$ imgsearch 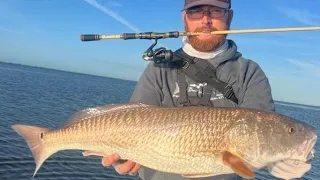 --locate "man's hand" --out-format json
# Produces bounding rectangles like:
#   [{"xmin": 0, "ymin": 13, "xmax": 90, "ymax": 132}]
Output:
[
  {"xmin": 101, "ymin": 154, "xmax": 141, "ymax": 175},
  {"xmin": 267, "ymin": 159, "xmax": 311, "ymax": 179}
]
